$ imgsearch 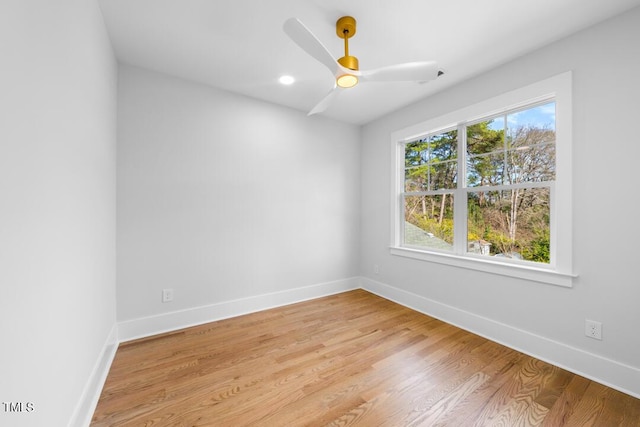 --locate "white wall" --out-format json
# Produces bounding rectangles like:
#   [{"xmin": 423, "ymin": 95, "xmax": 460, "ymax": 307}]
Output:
[
  {"xmin": 361, "ymin": 8, "xmax": 640, "ymax": 395},
  {"xmin": 117, "ymin": 65, "xmax": 361, "ymax": 326},
  {"xmin": 0, "ymin": 1, "xmax": 117, "ymax": 426}
]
